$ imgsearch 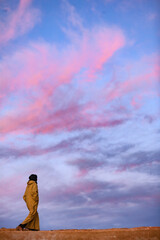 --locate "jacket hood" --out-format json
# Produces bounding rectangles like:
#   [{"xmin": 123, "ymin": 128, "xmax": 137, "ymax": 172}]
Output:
[{"xmin": 27, "ymin": 180, "xmax": 36, "ymax": 185}]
